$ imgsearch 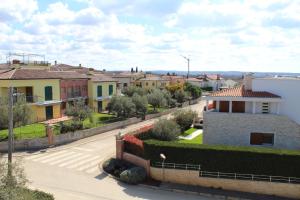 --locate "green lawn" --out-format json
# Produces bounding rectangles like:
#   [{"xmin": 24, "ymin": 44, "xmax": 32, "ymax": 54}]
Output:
[
  {"xmin": 178, "ymin": 134, "xmax": 203, "ymax": 144},
  {"xmin": 0, "ymin": 123, "xmax": 46, "ymax": 141},
  {"xmin": 182, "ymin": 127, "xmax": 197, "ymax": 136},
  {"xmin": 82, "ymin": 113, "xmax": 119, "ymax": 129},
  {"xmin": 147, "ymin": 105, "xmax": 168, "ymax": 114}
]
